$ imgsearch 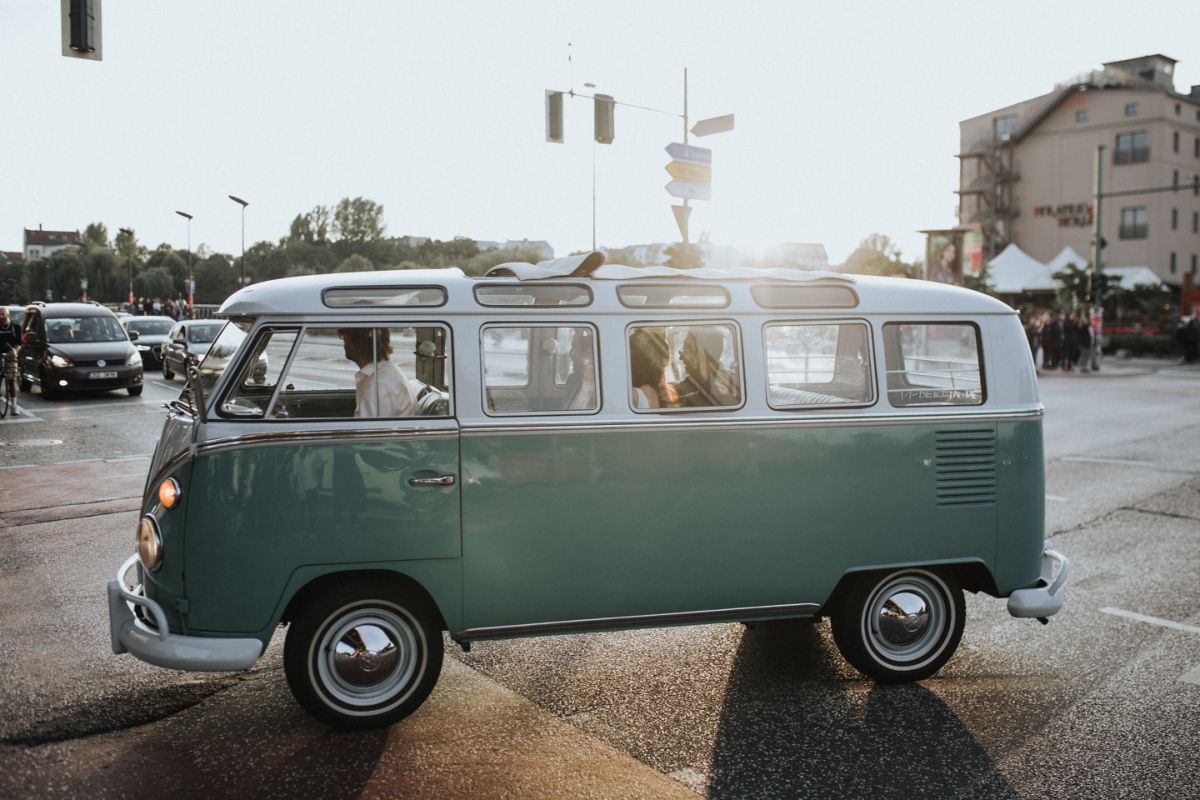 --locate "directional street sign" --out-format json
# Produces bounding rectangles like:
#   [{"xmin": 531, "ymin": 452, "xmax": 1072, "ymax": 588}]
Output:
[
  {"xmin": 665, "ymin": 160, "xmax": 712, "ymax": 183},
  {"xmin": 665, "ymin": 180, "xmax": 712, "ymax": 201},
  {"xmin": 690, "ymin": 114, "xmax": 735, "ymax": 138},
  {"xmin": 665, "ymin": 142, "xmax": 712, "ymax": 165},
  {"xmin": 671, "ymin": 204, "xmax": 692, "ymax": 242}
]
